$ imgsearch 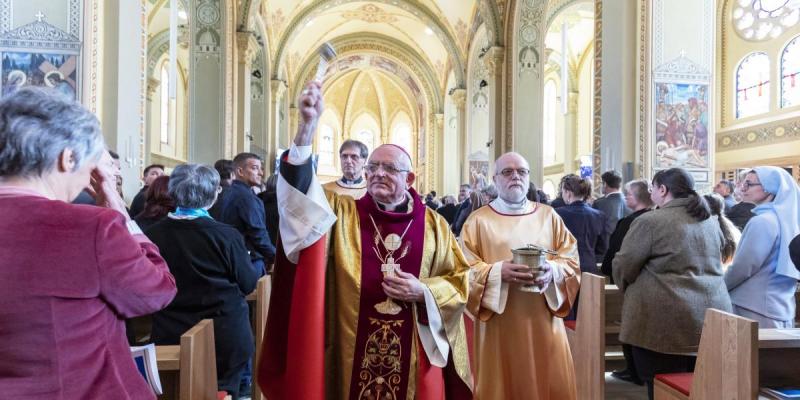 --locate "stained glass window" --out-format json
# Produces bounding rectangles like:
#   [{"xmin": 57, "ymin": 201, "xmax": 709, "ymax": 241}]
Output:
[
  {"xmin": 733, "ymin": 0, "xmax": 800, "ymax": 41},
  {"xmin": 318, "ymin": 124, "xmax": 335, "ymax": 167},
  {"xmin": 736, "ymin": 52, "xmax": 770, "ymax": 118},
  {"xmin": 782, "ymin": 35, "xmax": 800, "ymax": 107},
  {"xmin": 391, "ymin": 123, "xmax": 412, "ymax": 155},
  {"xmin": 357, "ymin": 130, "xmax": 375, "ymax": 154}
]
